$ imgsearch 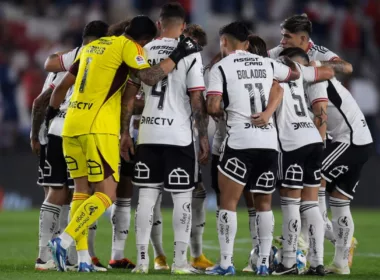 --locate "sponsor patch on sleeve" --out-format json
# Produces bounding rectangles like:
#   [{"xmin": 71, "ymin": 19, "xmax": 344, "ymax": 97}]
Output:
[{"xmin": 135, "ymin": 55, "xmax": 147, "ymax": 65}]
